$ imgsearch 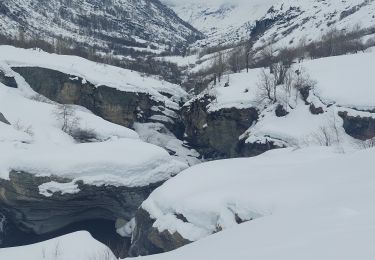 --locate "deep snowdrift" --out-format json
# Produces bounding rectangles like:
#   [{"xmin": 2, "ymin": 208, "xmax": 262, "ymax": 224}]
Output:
[{"xmin": 138, "ymin": 146, "xmax": 375, "ymax": 259}]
